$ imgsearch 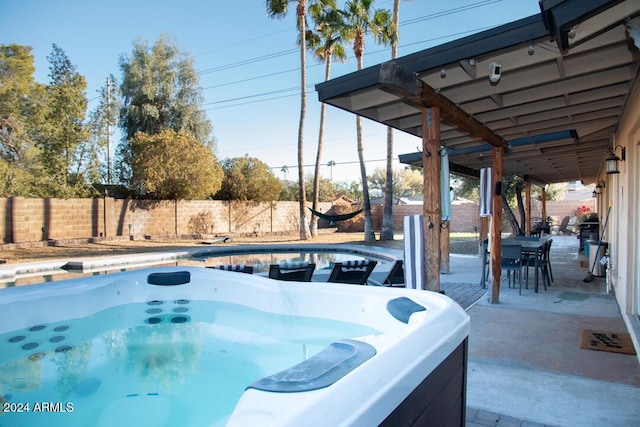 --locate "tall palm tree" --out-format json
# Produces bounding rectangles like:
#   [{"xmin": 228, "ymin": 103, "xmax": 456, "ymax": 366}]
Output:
[
  {"xmin": 266, "ymin": 0, "xmax": 325, "ymax": 240},
  {"xmin": 306, "ymin": 1, "xmax": 347, "ymax": 237},
  {"xmin": 342, "ymin": 0, "xmax": 396, "ymax": 242},
  {"xmin": 380, "ymin": 0, "xmax": 406, "ymax": 241}
]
